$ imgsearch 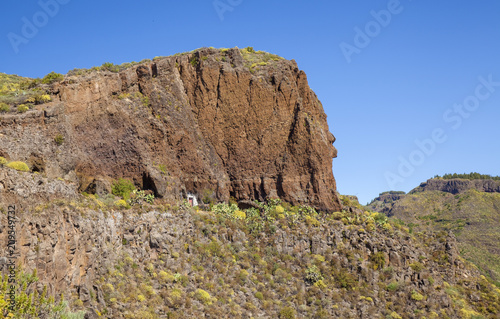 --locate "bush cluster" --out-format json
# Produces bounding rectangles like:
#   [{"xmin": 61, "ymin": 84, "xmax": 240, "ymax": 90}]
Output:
[
  {"xmin": 0, "ymin": 267, "xmax": 85, "ymax": 318},
  {"xmin": 111, "ymin": 178, "xmax": 135, "ymax": 200},
  {"xmin": 5, "ymin": 160, "xmax": 29, "ymax": 172},
  {"xmin": 41, "ymin": 71, "xmax": 64, "ymax": 84}
]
